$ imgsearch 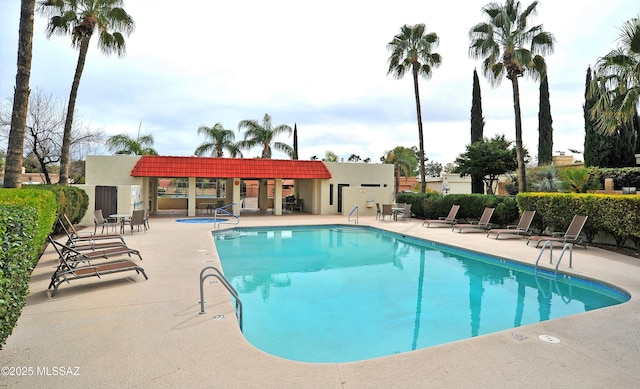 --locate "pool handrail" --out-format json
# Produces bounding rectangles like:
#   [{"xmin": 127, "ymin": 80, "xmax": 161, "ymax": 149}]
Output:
[
  {"xmin": 348, "ymin": 206, "xmax": 358, "ymax": 224},
  {"xmin": 199, "ymin": 266, "xmax": 243, "ymax": 331},
  {"xmin": 214, "ymin": 203, "xmax": 239, "ymax": 228}
]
